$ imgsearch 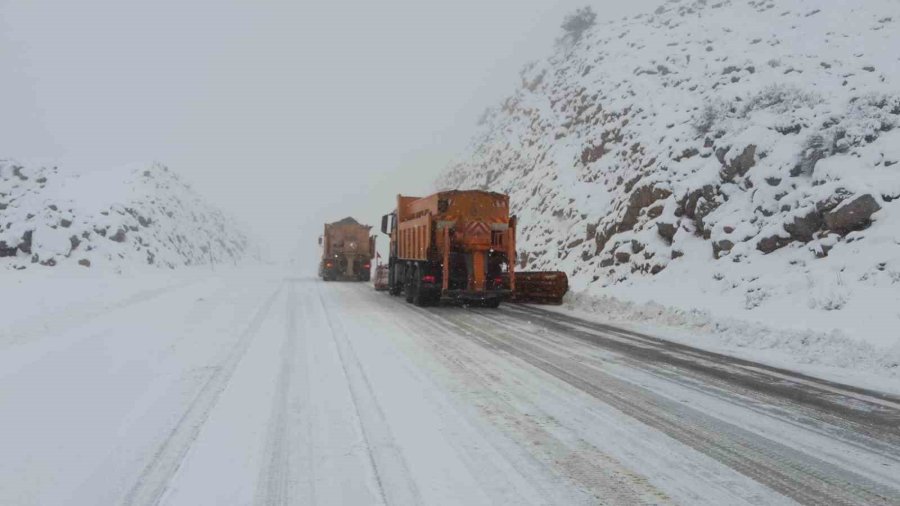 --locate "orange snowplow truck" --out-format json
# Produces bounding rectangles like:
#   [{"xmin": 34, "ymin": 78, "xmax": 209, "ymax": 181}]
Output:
[
  {"xmin": 319, "ymin": 217, "xmax": 375, "ymax": 281},
  {"xmin": 381, "ymin": 190, "xmax": 516, "ymax": 307}
]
